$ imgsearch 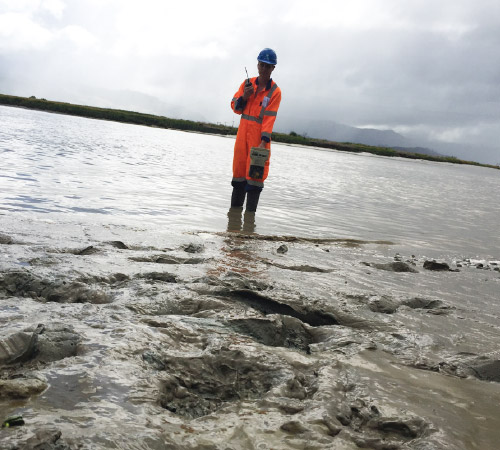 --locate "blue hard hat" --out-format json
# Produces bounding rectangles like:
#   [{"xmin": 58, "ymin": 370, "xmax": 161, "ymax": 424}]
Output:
[{"xmin": 257, "ymin": 48, "xmax": 277, "ymax": 65}]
